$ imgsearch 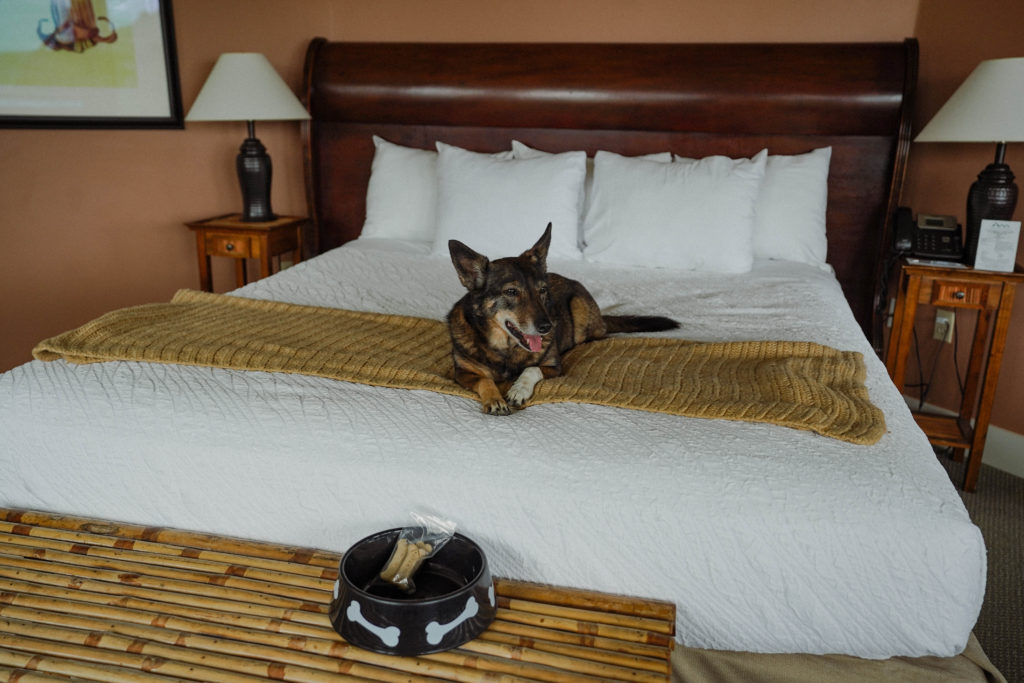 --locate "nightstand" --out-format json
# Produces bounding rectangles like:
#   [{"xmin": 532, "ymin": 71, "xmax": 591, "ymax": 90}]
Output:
[
  {"xmin": 185, "ymin": 213, "xmax": 306, "ymax": 292},
  {"xmin": 886, "ymin": 260, "xmax": 1024, "ymax": 491}
]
